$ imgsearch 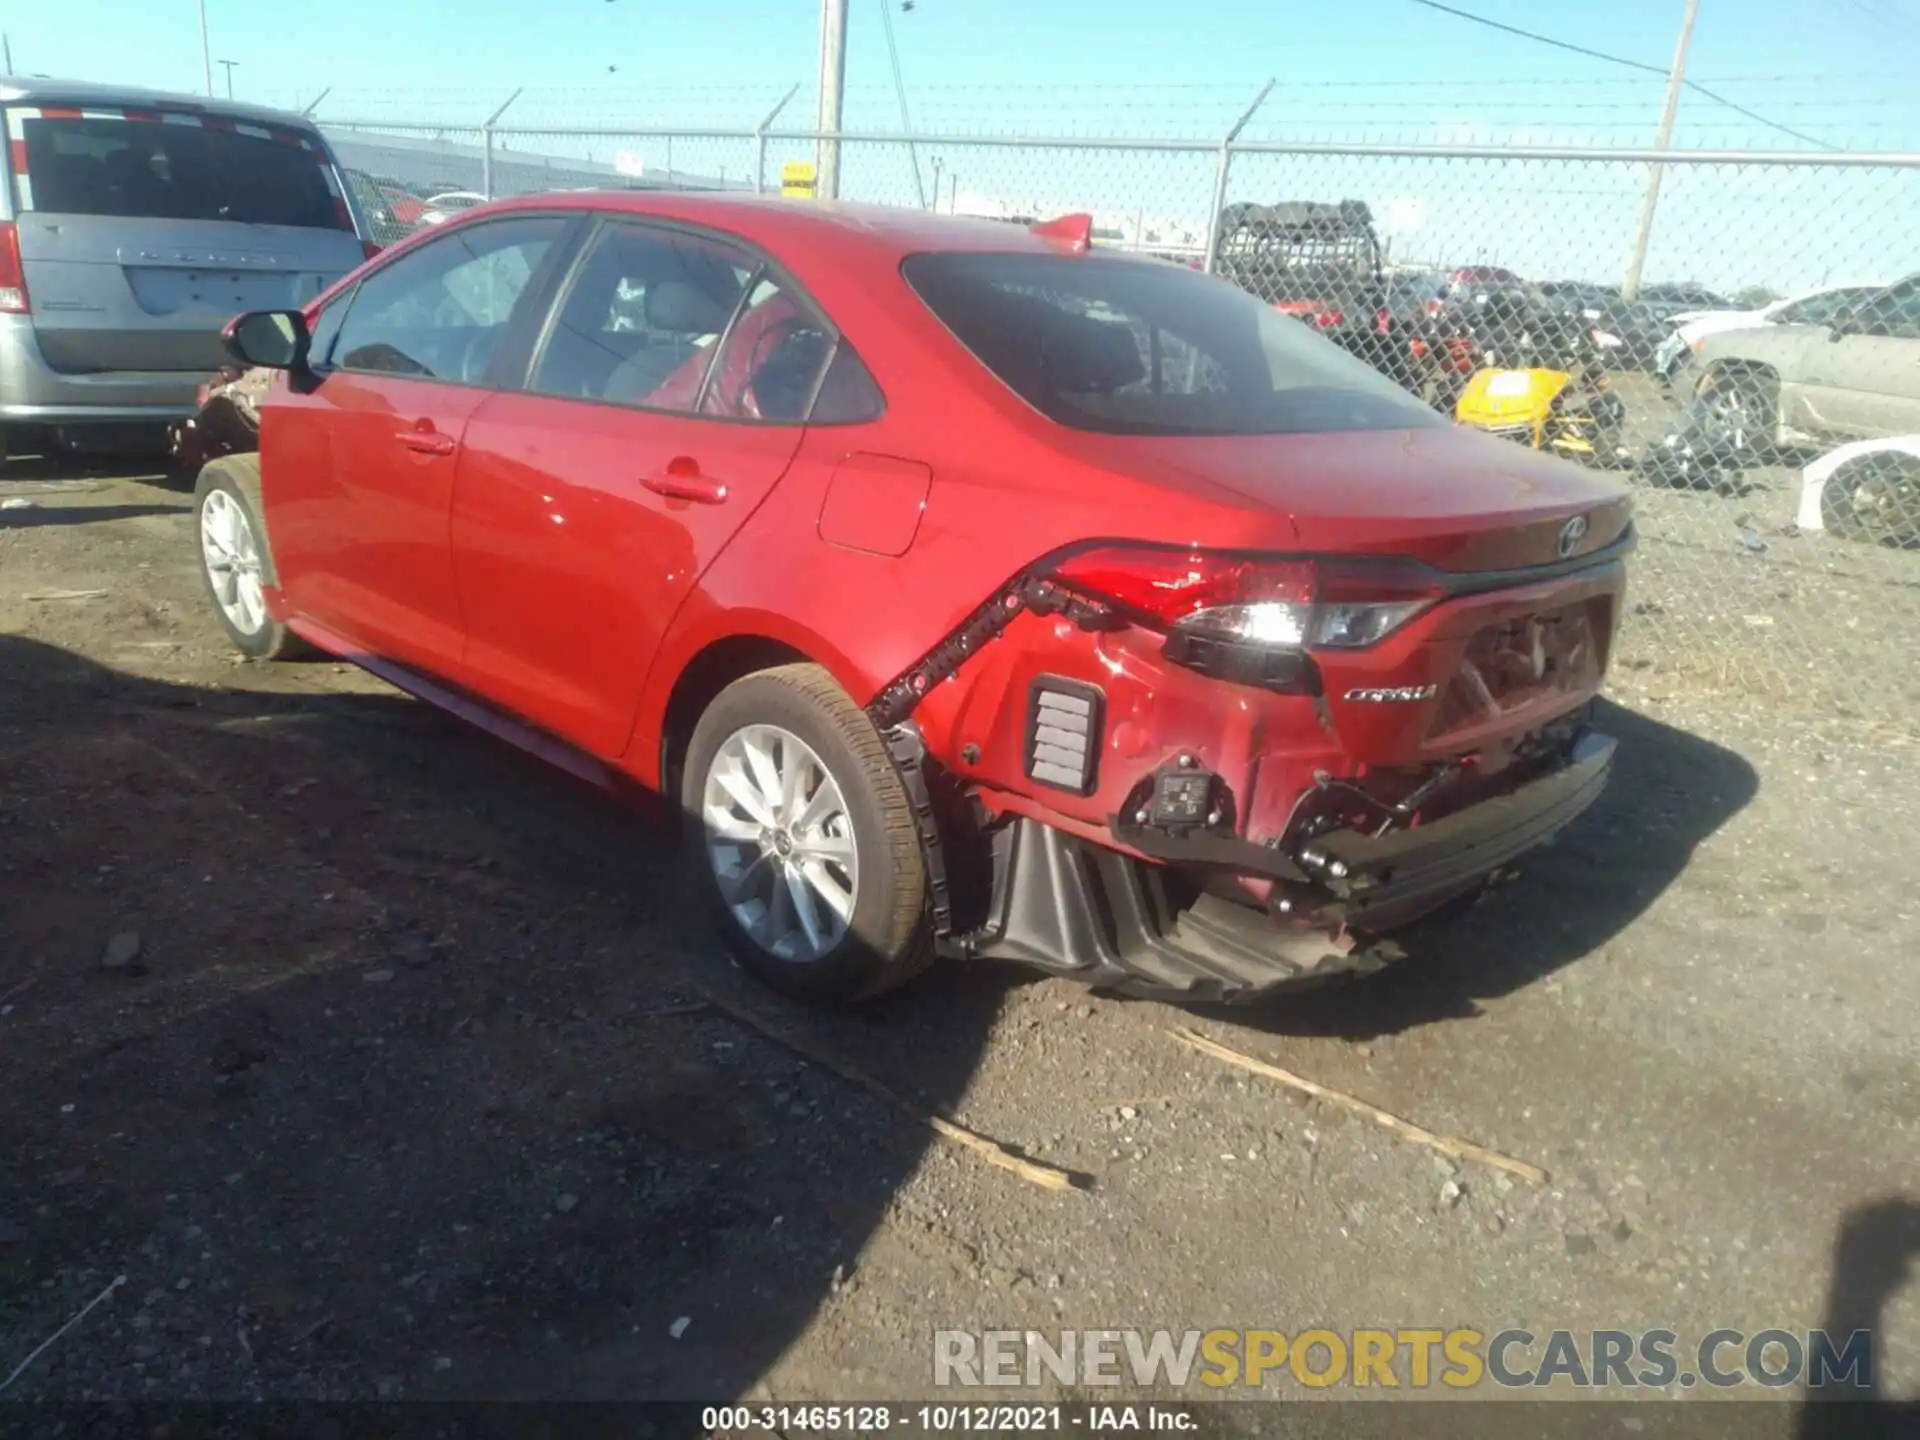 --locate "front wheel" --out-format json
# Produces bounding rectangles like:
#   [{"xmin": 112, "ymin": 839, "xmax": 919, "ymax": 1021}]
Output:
[
  {"xmin": 682, "ymin": 664, "xmax": 932, "ymax": 1003},
  {"xmin": 194, "ymin": 455, "xmax": 308, "ymax": 660},
  {"xmin": 1692, "ymin": 369, "xmax": 1778, "ymax": 461}
]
